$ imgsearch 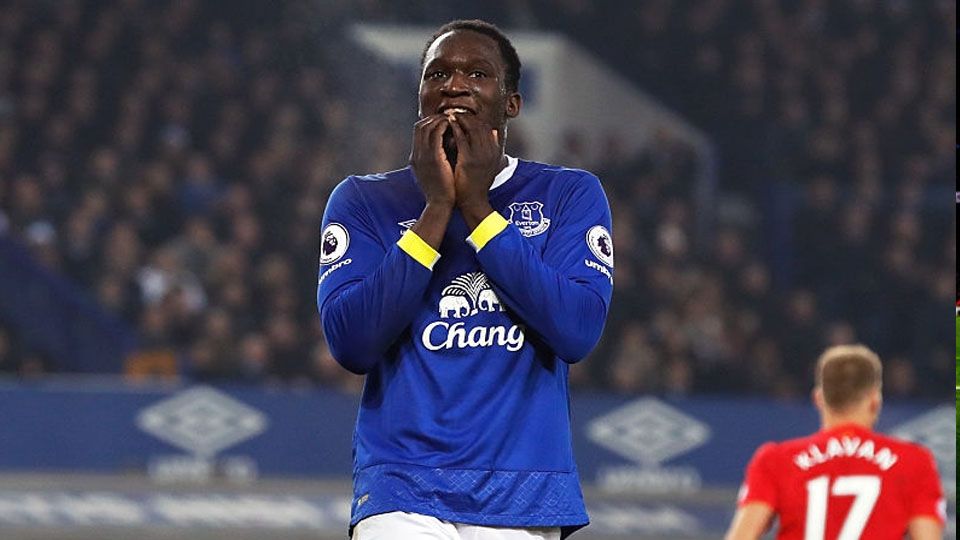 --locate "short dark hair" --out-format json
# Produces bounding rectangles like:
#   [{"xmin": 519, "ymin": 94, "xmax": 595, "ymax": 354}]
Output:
[
  {"xmin": 421, "ymin": 19, "xmax": 521, "ymax": 93},
  {"xmin": 815, "ymin": 344, "xmax": 882, "ymax": 412}
]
